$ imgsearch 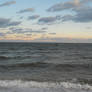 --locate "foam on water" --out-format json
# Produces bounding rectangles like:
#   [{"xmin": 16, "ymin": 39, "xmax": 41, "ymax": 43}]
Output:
[{"xmin": 0, "ymin": 80, "xmax": 92, "ymax": 92}]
